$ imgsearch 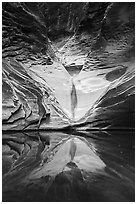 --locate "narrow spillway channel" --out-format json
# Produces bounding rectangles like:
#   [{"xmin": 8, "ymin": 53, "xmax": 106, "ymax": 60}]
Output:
[{"xmin": 70, "ymin": 77, "xmax": 78, "ymax": 121}]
